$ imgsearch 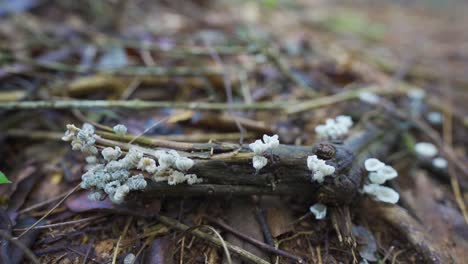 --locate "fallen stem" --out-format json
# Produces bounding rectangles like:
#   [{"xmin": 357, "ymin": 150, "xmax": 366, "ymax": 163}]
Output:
[{"xmin": 157, "ymin": 215, "xmax": 269, "ymax": 264}]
